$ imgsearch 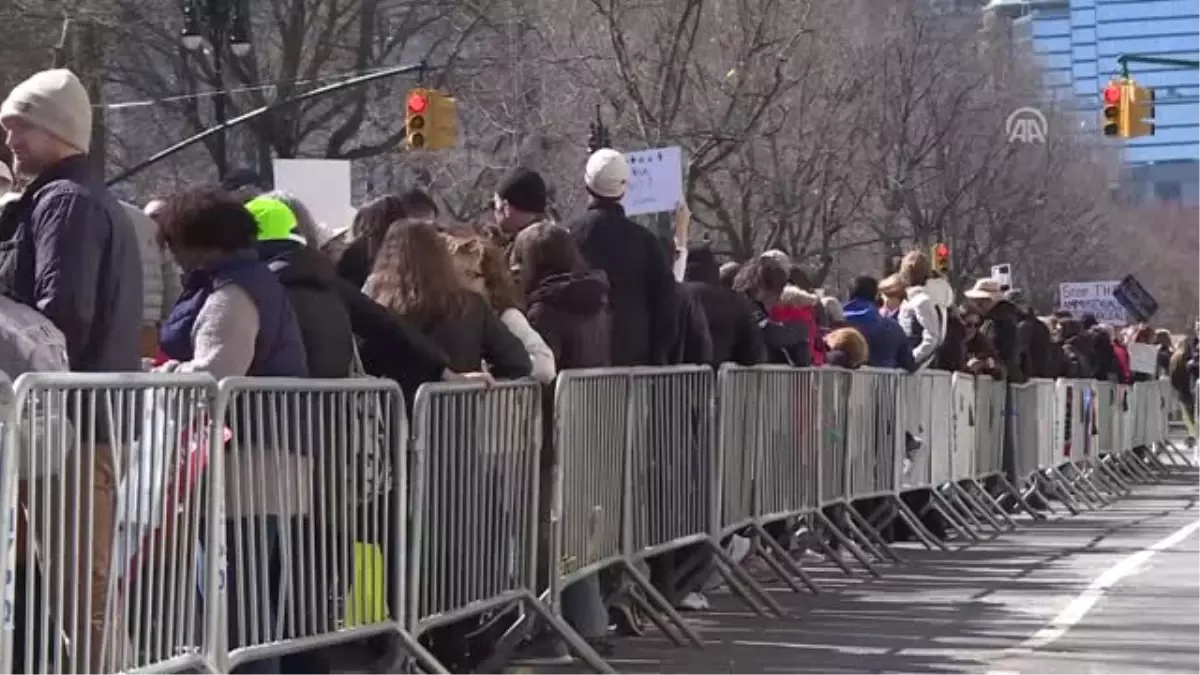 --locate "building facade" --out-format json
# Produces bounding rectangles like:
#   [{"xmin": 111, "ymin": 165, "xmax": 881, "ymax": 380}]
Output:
[{"xmin": 990, "ymin": 0, "xmax": 1200, "ymax": 204}]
